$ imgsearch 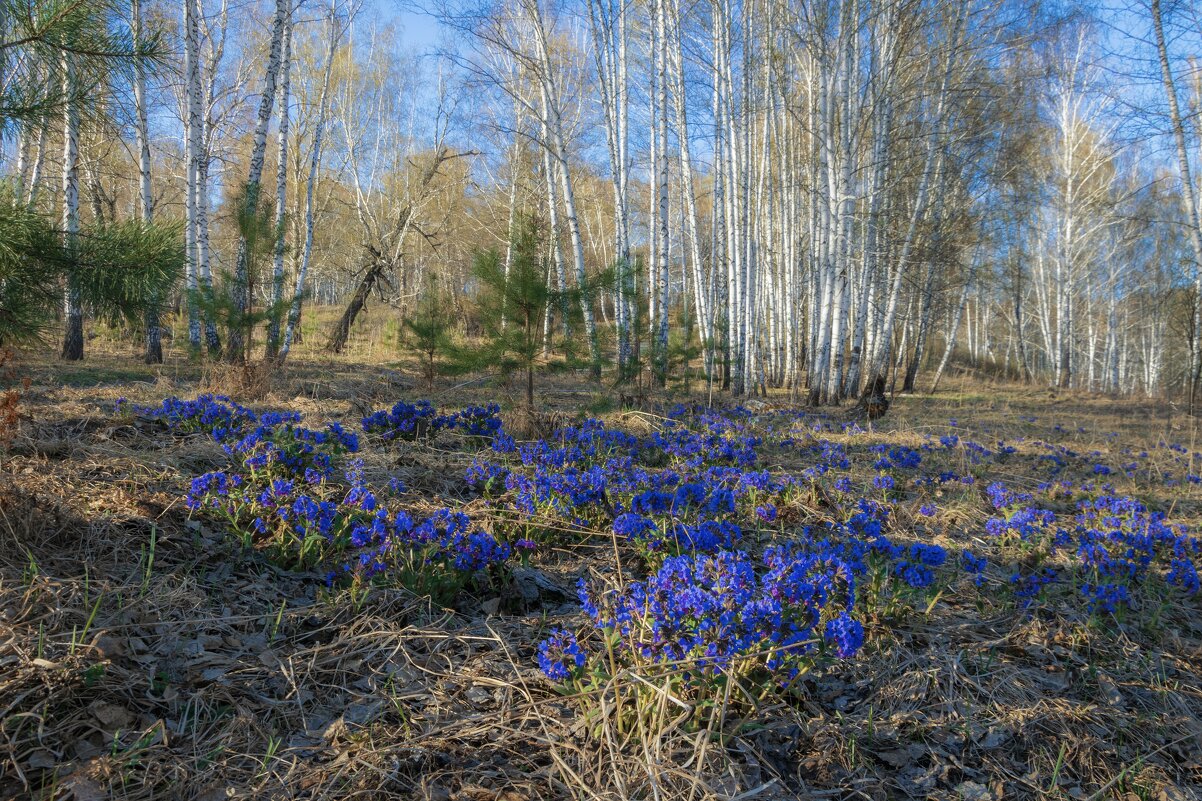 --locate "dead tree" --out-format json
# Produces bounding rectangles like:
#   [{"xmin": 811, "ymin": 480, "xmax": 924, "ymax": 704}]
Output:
[
  {"xmin": 324, "ymin": 147, "xmax": 470, "ymax": 353},
  {"xmin": 324, "ymin": 249, "xmax": 387, "ymax": 353}
]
